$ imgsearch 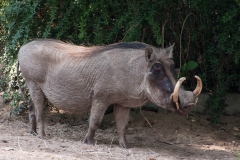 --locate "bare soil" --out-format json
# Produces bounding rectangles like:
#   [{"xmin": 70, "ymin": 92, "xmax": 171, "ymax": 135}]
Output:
[{"xmin": 0, "ymin": 95, "xmax": 239, "ymax": 160}]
